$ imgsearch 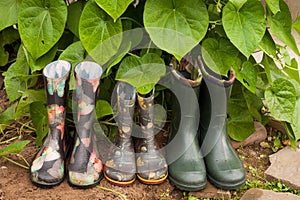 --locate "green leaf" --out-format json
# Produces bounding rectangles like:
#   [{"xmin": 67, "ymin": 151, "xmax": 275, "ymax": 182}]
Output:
[
  {"xmin": 0, "ymin": 103, "xmax": 17, "ymax": 131},
  {"xmin": 228, "ymin": 82, "xmax": 255, "ymax": 141},
  {"xmin": 223, "ymin": 0, "xmax": 266, "ymax": 58},
  {"xmin": 18, "ymin": 0, "xmax": 68, "ymax": 60},
  {"xmin": 267, "ymin": 0, "xmax": 300, "ymax": 56},
  {"xmin": 79, "ymin": 1, "xmax": 123, "ymax": 65},
  {"xmin": 258, "ymin": 30, "xmax": 277, "ymax": 58},
  {"xmin": 29, "ymin": 44, "xmax": 58, "ymax": 72},
  {"xmin": 116, "ymin": 53, "xmax": 166, "ymax": 94},
  {"xmin": 234, "ymin": 61, "xmax": 257, "ymax": 93},
  {"xmin": 0, "ymin": 140, "xmax": 30, "ymax": 156},
  {"xmin": 95, "ymin": 0, "xmax": 133, "ymax": 22},
  {"xmin": 293, "ymin": 16, "xmax": 300, "ymax": 36},
  {"xmin": 59, "ymin": 41, "xmax": 86, "ymax": 90},
  {"xmin": 0, "ymin": 27, "xmax": 20, "ymax": 46},
  {"xmin": 95, "ymin": 99, "xmax": 113, "ymax": 119},
  {"xmin": 291, "ymin": 98, "xmax": 300, "ymax": 142},
  {"xmin": 0, "ymin": 0, "xmax": 21, "ymax": 31},
  {"xmin": 284, "ymin": 58, "xmax": 299, "ymax": 82},
  {"xmin": 144, "ymin": 0, "xmax": 209, "ymax": 61},
  {"xmin": 243, "ymin": 88, "xmax": 264, "ymax": 122},
  {"xmin": 265, "ymin": 78, "xmax": 296, "ymax": 122},
  {"xmin": 261, "ymin": 53, "xmax": 285, "ymax": 83},
  {"xmin": 265, "ymin": 0, "xmax": 280, "ymax": 14},
  {"xmin": 67, "ymin": 1, "xmax": 85, "ymax": 38},
  {"xmin": 30, "ymin": 101, "xmax": 48, "ymax": 147},
  {"xmin": 229, "ymin": 0, "xmax": 247, "ymax": 10},
  {"xmin": 202, "ymin": 37, "xmax": 239, "ymax": 76},
  {"xmin": 15, "ymin": 89, "xmax": 46, "ymax": 119},
  {"xmin": 0, "ymin": 46, "xmax": 9, "ymax": 66}
]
